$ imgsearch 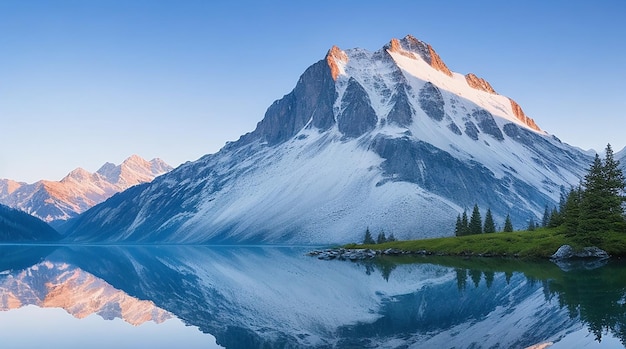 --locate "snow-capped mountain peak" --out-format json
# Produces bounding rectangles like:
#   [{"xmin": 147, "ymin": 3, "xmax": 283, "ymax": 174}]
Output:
[{"xmin": 65, "ymin": 36, "xmax": 592, "ymax": 244}]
